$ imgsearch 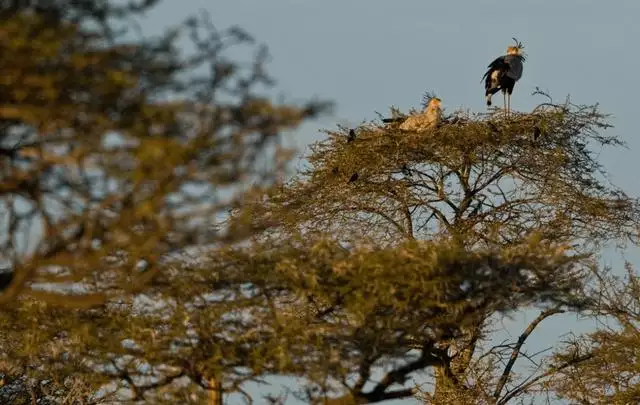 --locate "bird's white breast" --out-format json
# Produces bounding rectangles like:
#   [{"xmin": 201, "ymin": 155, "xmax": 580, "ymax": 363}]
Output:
[
  {"xmin": 490, "ymin": 70, "xmax": 500, "ymax": 86},
  {"xmin": 399, "ymin": 108, "xmax": 441, "ymax": 131}
]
